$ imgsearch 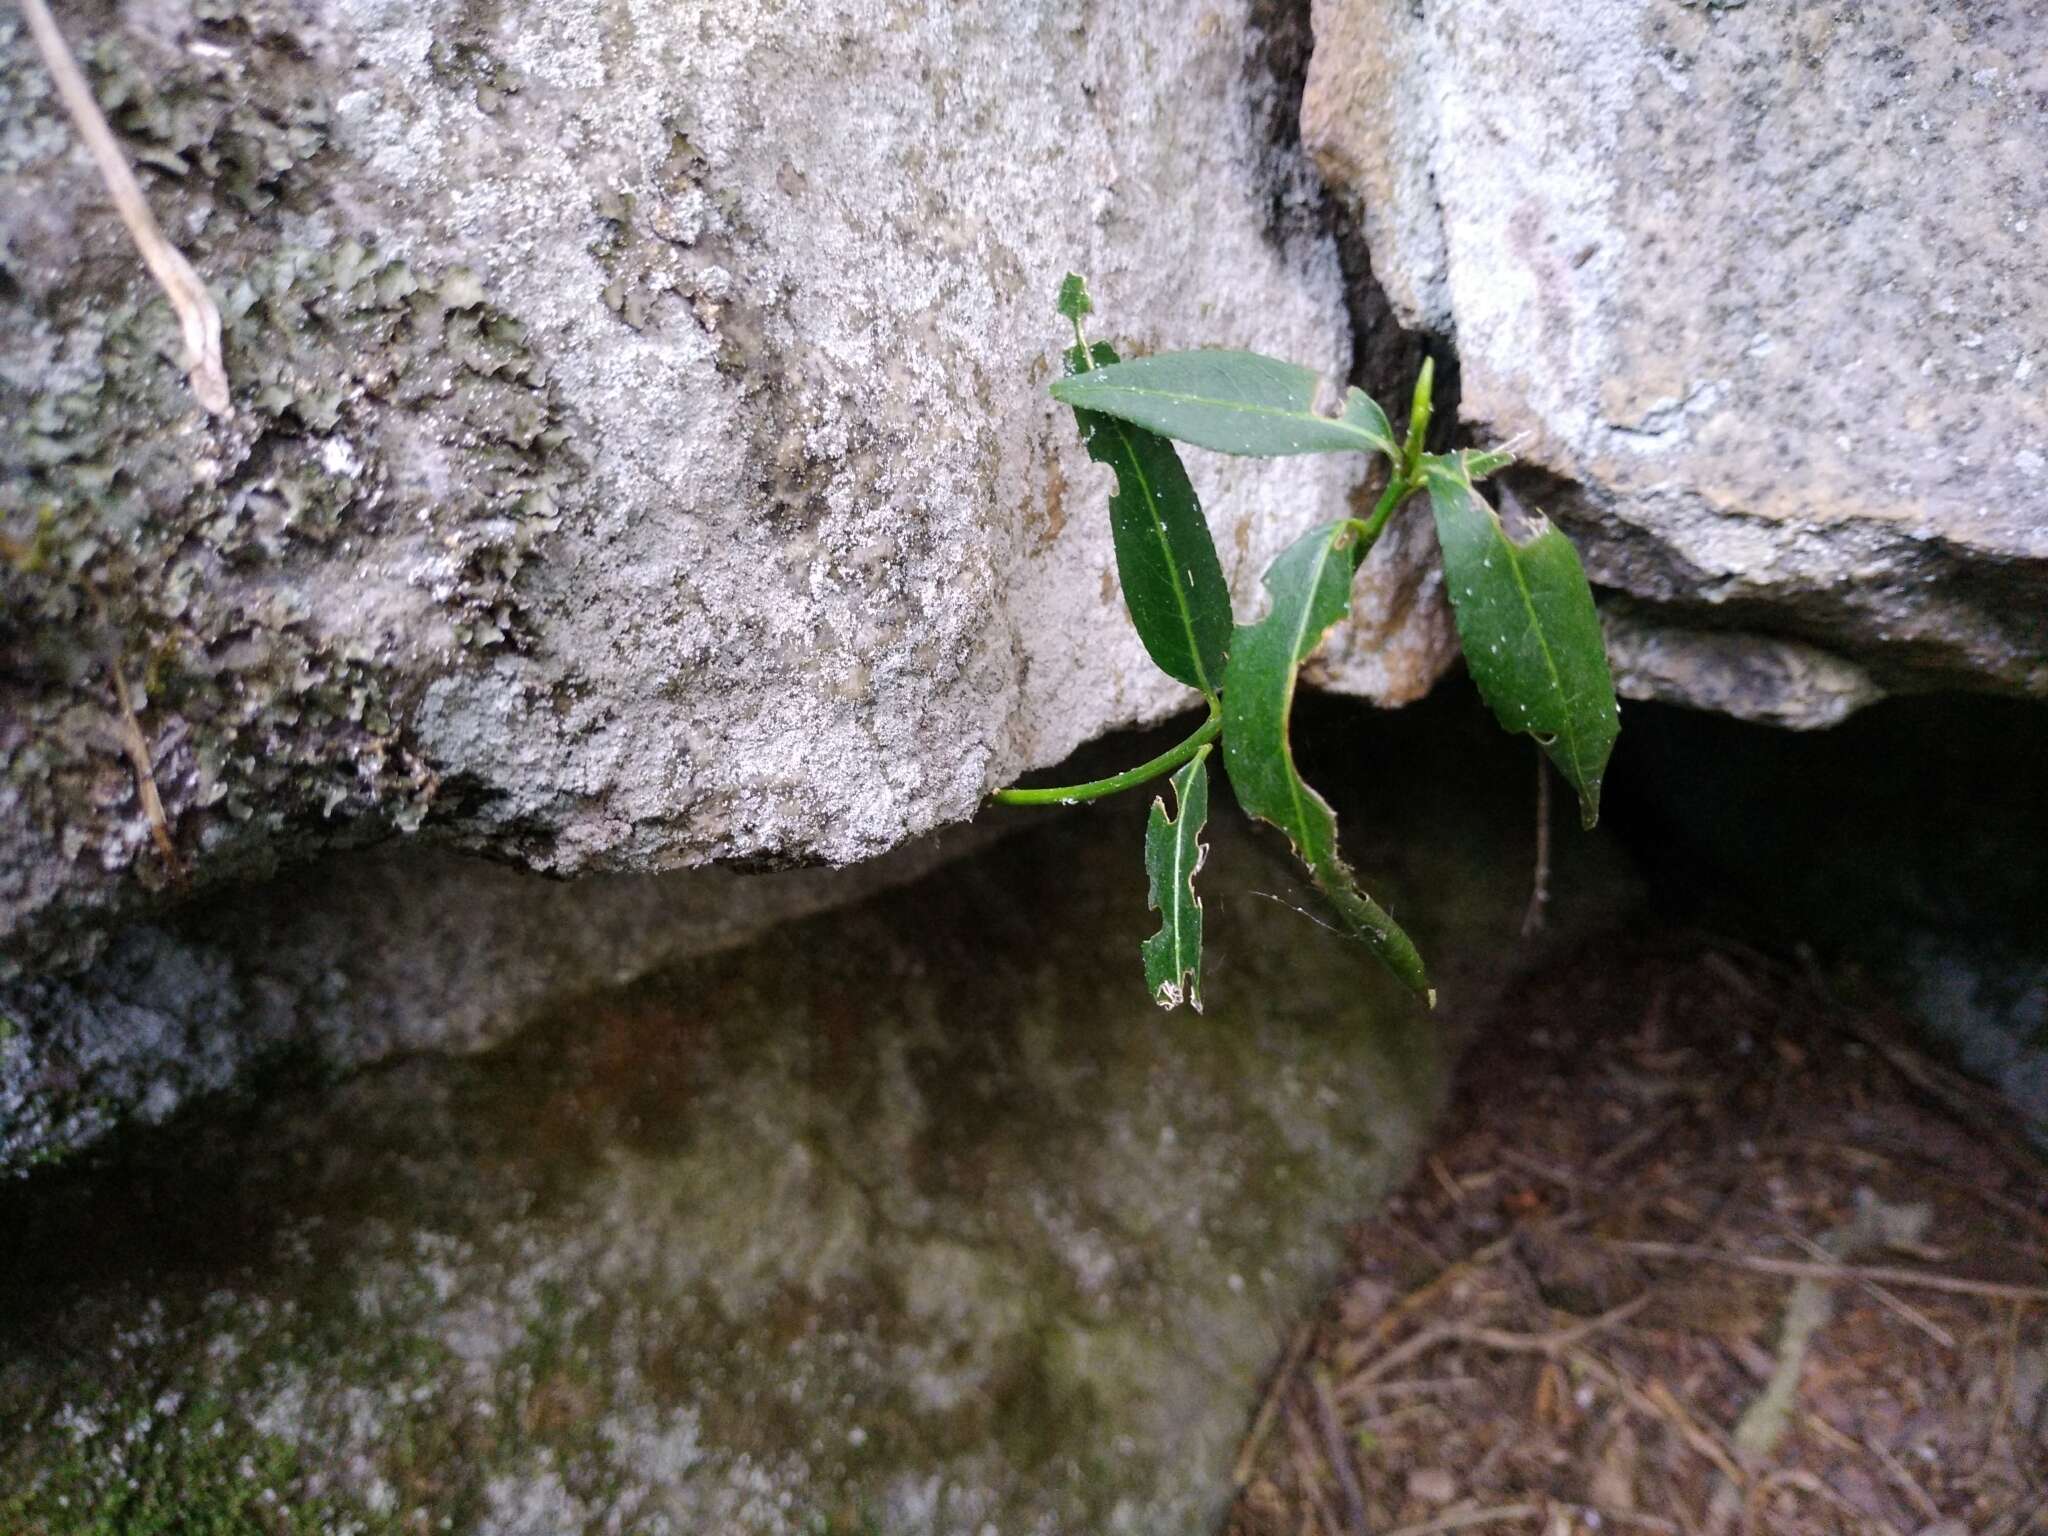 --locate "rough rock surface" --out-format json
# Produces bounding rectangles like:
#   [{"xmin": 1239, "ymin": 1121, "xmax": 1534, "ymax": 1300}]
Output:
[
  {"xmin": 0, "ymin": 828, "xmax": 985, "ymax": 1174},
  {"xmin": 2, "ymin": 0, "xmax": 1458, "ymax": 979},
  {"xmin": 1304, "ymin": 0, "xmax": 2048, "ymax": 726},
  {"xmin": 0, "ymin": 707, "xmax": 1639, "ymax": 1530}
]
